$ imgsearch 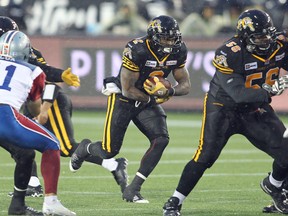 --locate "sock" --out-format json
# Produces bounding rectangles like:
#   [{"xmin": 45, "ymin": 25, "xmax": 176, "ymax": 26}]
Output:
[
  {"xmin": 10, "ymin": 187, "xmax": 26, "ymax": 207},
  {"xmin": 44, "ymin": 195, "xmax": 58, "ymax": 205},
  {"xmin": 172, "ymin": 190, "xmax": 186, "ymax": 205},
  {"xmin": 41, "ymin": 150, "xmax": 60, "ymax": 194},
  {"xmin": 270, "ymin": 173, "xmax": 284, "ymax": 188},
  {"xmin": 129, "ymin": 173, "xmax": 146, "ymax": 190},
  {"xmin": 28, "ymin": 176, "xmax": 41, "ymax": 187},
  {"xmin": 102, "ymin": 158, "xmax": 117, "ymax": 172}
]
